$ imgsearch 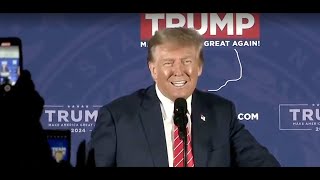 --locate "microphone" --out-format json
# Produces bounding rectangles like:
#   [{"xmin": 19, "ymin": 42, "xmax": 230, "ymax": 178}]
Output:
[
  {"xmin": 174, "ymin": 98, "xmax": 188, "ymax": 140},
  {"xmin": 173, "ymin": 97, "xmax": 188, "ymax": 167}
]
